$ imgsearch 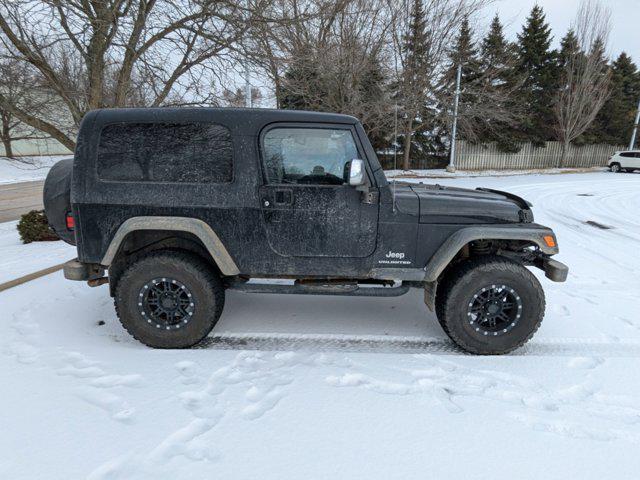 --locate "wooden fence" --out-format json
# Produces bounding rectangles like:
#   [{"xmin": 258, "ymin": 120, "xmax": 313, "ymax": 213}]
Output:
[{"xmin": 456, "ymin": 141, "xmax": 625, "ymax": 170}]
